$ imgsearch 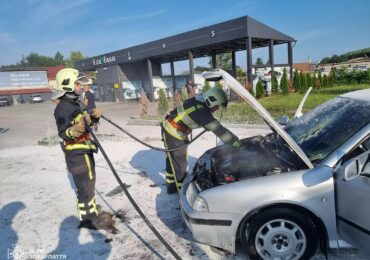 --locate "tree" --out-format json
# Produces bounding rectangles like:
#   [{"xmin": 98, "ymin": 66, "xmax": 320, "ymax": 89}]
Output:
[
  {"xmin": 318, "ymin": 71, "xmax": 323, "ymax": 89},
  {"xmin": 300, "ymin": 72, "xmax": 307, "ymax": 92},
  {"xmin": 208, "ymin": 53, "xmax": 232, "ymax": 70},
  {"xmin": 314, "ymin": 74, "xmax": 320, "ymax": 89},
  {"xmin": 194, "ymin": 65, "xmax": 210, "ymax": 72},
  {"xmin": 281, "ymin": 68, "xmax": 289, "ymax": 96},
  {"xmin": 323, "ymin": 74, "xmax": 329, "ymax": 88},
  {"xmin": 306, "ymin": 73, "xmax": 312, "ymax": 88},
  {"xmin": 54, "ymin": 51, "xmax": 64, "ymax": 65},
  {"xmin": 66, "ymin": 51, "xmax": 87, "ymax": 68},
  {"xmin": 329, "ymin": 69, "xmax": 337, "ymax": 85},
  {"xmin": 236, "ymin": 67, "xmax": 246, "ymax": 77},
  {"xmin": 271, "ymin": 74, "xmax": 279, "ymax": 94},
  {"xmin": 18, "ymin": 52, "xmax": 59, "ymax": 67},
  {"xmin": 255, "ymin": 80, "xmax": 265, "ymax": 99},
  {"xmin": 293, "ymin": 70, "xmax": 301, "ymax": 92},
  {"xmin": 256, "ymin": 57, "xmax": 263, "ymax": 65},
  {"xmin": 157, "ymin": 89, "xmax": 169, "ymax": 116}
]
